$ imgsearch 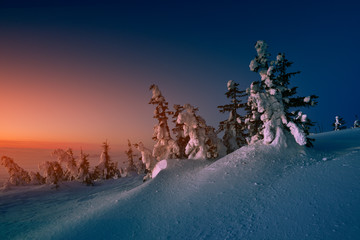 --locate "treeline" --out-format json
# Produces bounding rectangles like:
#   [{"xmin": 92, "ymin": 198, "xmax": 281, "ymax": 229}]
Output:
[{"xmin": 0, "ymin": 141, "xmax": 125, "ymax": 188}]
